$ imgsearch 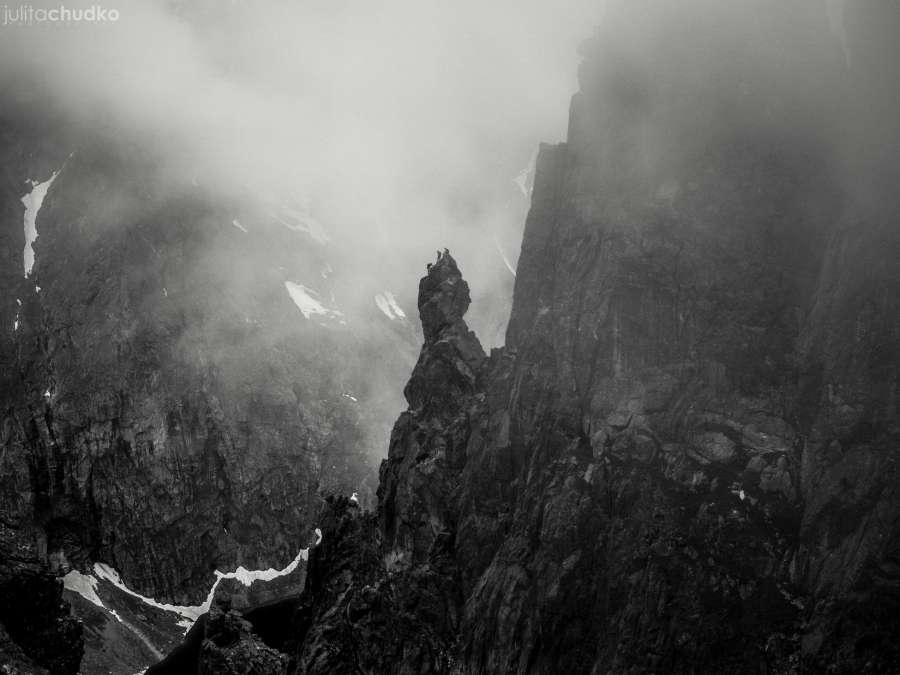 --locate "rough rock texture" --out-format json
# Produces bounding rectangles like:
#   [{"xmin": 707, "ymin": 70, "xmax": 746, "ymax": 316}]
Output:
[
  {"xmin": 197, "ymin": 605, "xmax": 290, "ymax": 675},
  {"xmin": 0, "ymin": 99, "xmax": 414, "ymax": 669},
  {"xmin": 289, "ymin": 251, "xmax": 488, "ymax": 673},
  {"xmin": 0, "ymin": 98, "xmax": 85, "ymax": 675},
  {"xmin": 0, "ymin": 570, "xmax": 83, "ymax": 674},
  {"xmin": 158, "ymin": 253, "xmax": 488, "ymax": 673},
  {"xmin": 286, "ymin": 3, "xmax": 900, "ymax": 673}
]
